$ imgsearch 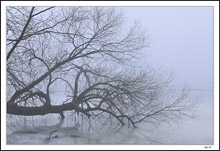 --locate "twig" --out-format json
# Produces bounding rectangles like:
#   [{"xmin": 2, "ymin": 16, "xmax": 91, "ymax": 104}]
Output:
[{"xmin": 48, "ymin": 130, "xmax": 57, "ymax": 139}]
